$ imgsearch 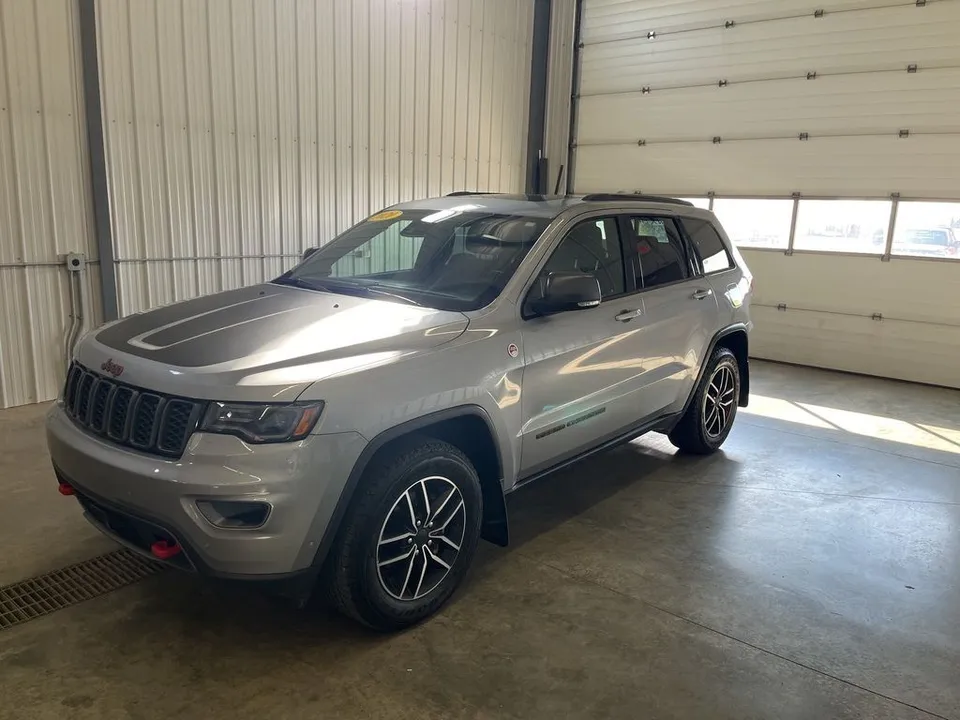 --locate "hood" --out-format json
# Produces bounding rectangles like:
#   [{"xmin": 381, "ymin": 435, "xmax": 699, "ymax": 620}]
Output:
[{"xmin": 79, "ymin": 284, "xmax": 468, "ymax": 401}]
